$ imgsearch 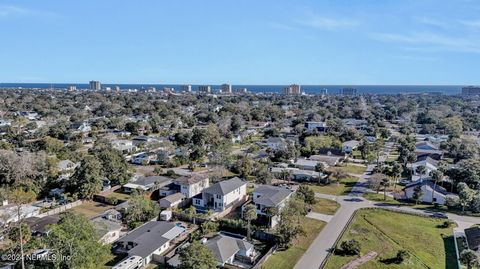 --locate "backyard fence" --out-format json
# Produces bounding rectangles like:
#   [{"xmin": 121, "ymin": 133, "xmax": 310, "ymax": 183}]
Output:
[{"xmin": 37, "ymin": 200, "xmax": 83, "ymax": 218}]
